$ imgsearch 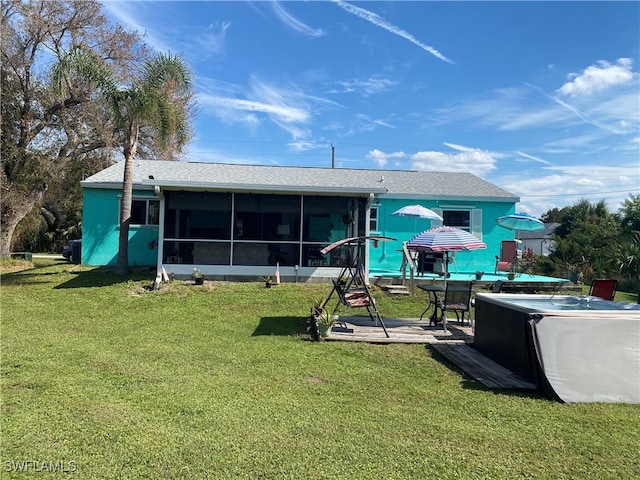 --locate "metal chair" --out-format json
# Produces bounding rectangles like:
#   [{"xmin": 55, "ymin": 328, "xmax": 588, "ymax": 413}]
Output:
[
  {"xmin": 589, "ymin": 279, "xmax": 617, "ymax": 301},
  {"xmin": 437, "ymin": 281, "xmax": 473, "ymax": 331}
]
